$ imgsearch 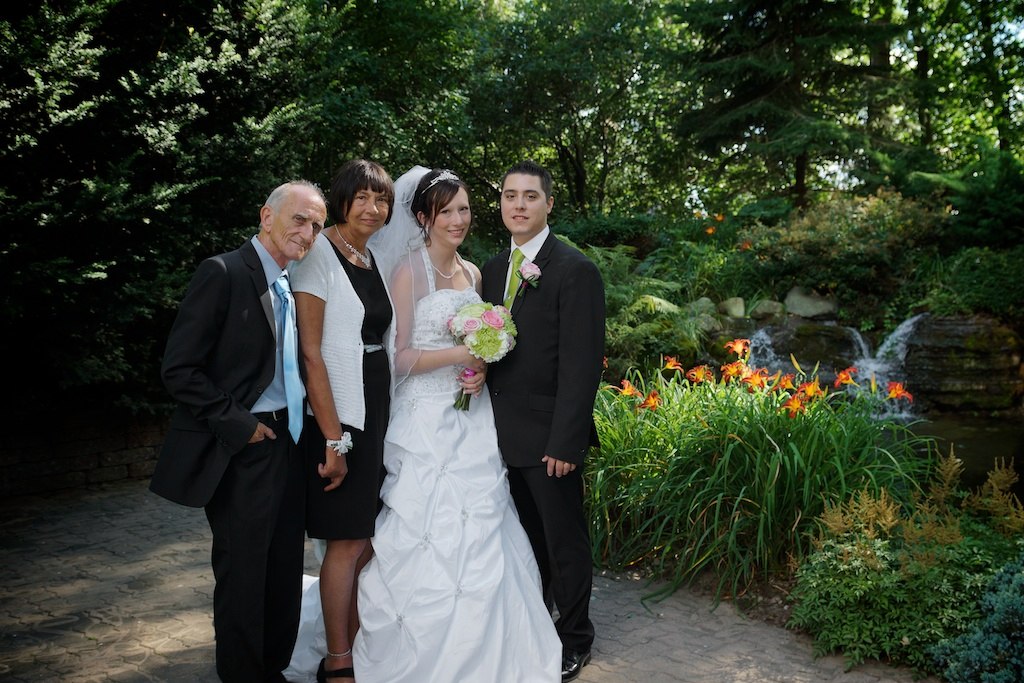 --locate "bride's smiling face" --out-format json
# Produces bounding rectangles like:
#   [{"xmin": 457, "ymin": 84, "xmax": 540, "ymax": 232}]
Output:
[{"xmin": 421, "ymin": 187, "xmax": 471, "ymax": 248}]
